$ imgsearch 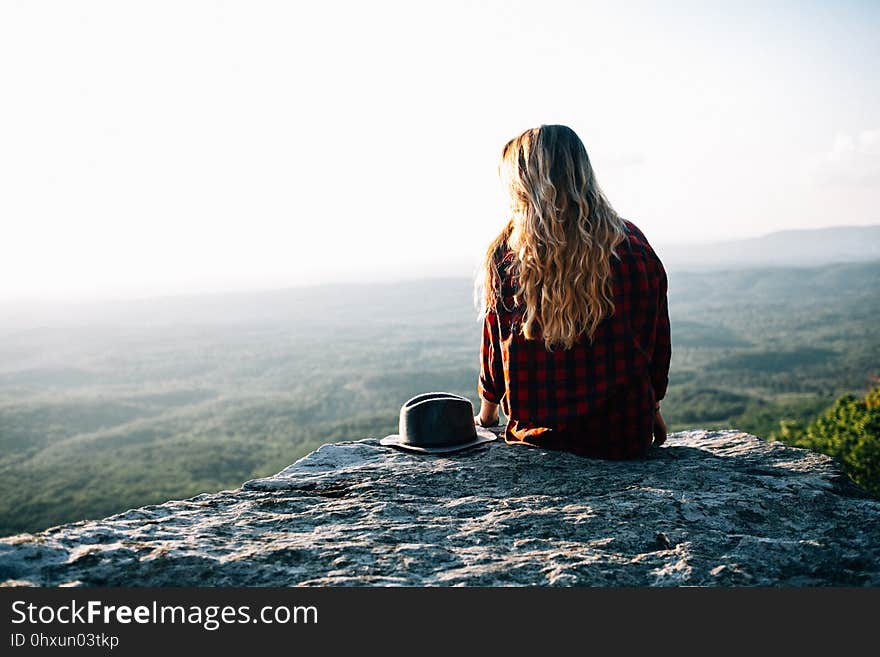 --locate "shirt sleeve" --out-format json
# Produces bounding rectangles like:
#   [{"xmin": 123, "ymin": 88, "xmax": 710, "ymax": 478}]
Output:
[
  {"xmin": 651, "ymin": 263, "xmax": 671, "ymax": 402},
  {"xmin": 478, "ymin": 309, "xmax": 506, "ymax": 404}
]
